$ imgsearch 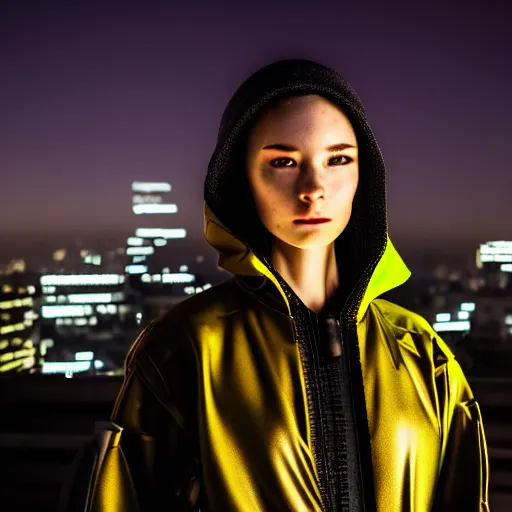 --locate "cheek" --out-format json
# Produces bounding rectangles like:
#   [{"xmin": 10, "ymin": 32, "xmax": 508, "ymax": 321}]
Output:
[
  {"xmin": 331, "ymin": 172, "xmax": 358, "ymax": 202},
  {"xmin": 252, "ymin": 174, "xmax": 291, "ymax": 213}
]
